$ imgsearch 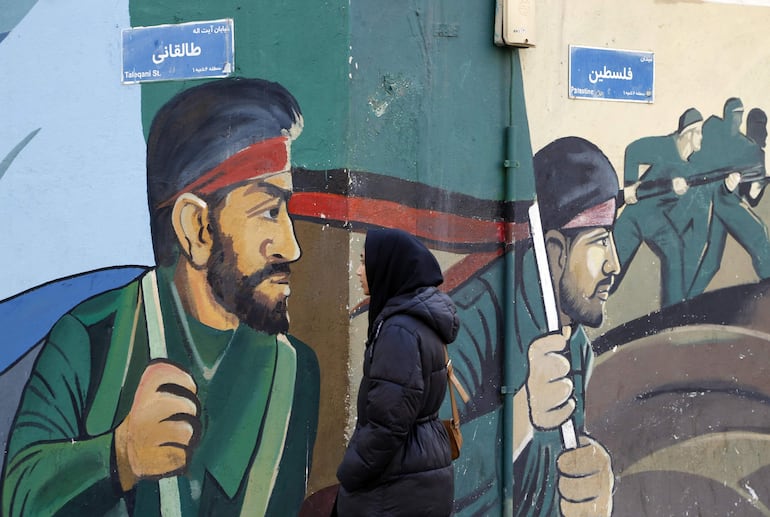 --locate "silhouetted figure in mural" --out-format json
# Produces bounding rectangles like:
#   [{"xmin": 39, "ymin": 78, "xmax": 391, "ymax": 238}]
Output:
[
  {"xmin": 449, "ymin": 137, "xmax": 616, "ymax": 516},
  {"xmin": 1, "ymin": 78, "xmax": 319, "ymax": 516},
  {"xmin": 686, "ymin": 98, "xmax": 770, "ymax": 297},
  {"xmin": 613, "ymin": 107, "xmax": 704, "ymax": 307},
  {"xmin": 740, "ymin": 108, "xmax": 768, "ymax": 206}
]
